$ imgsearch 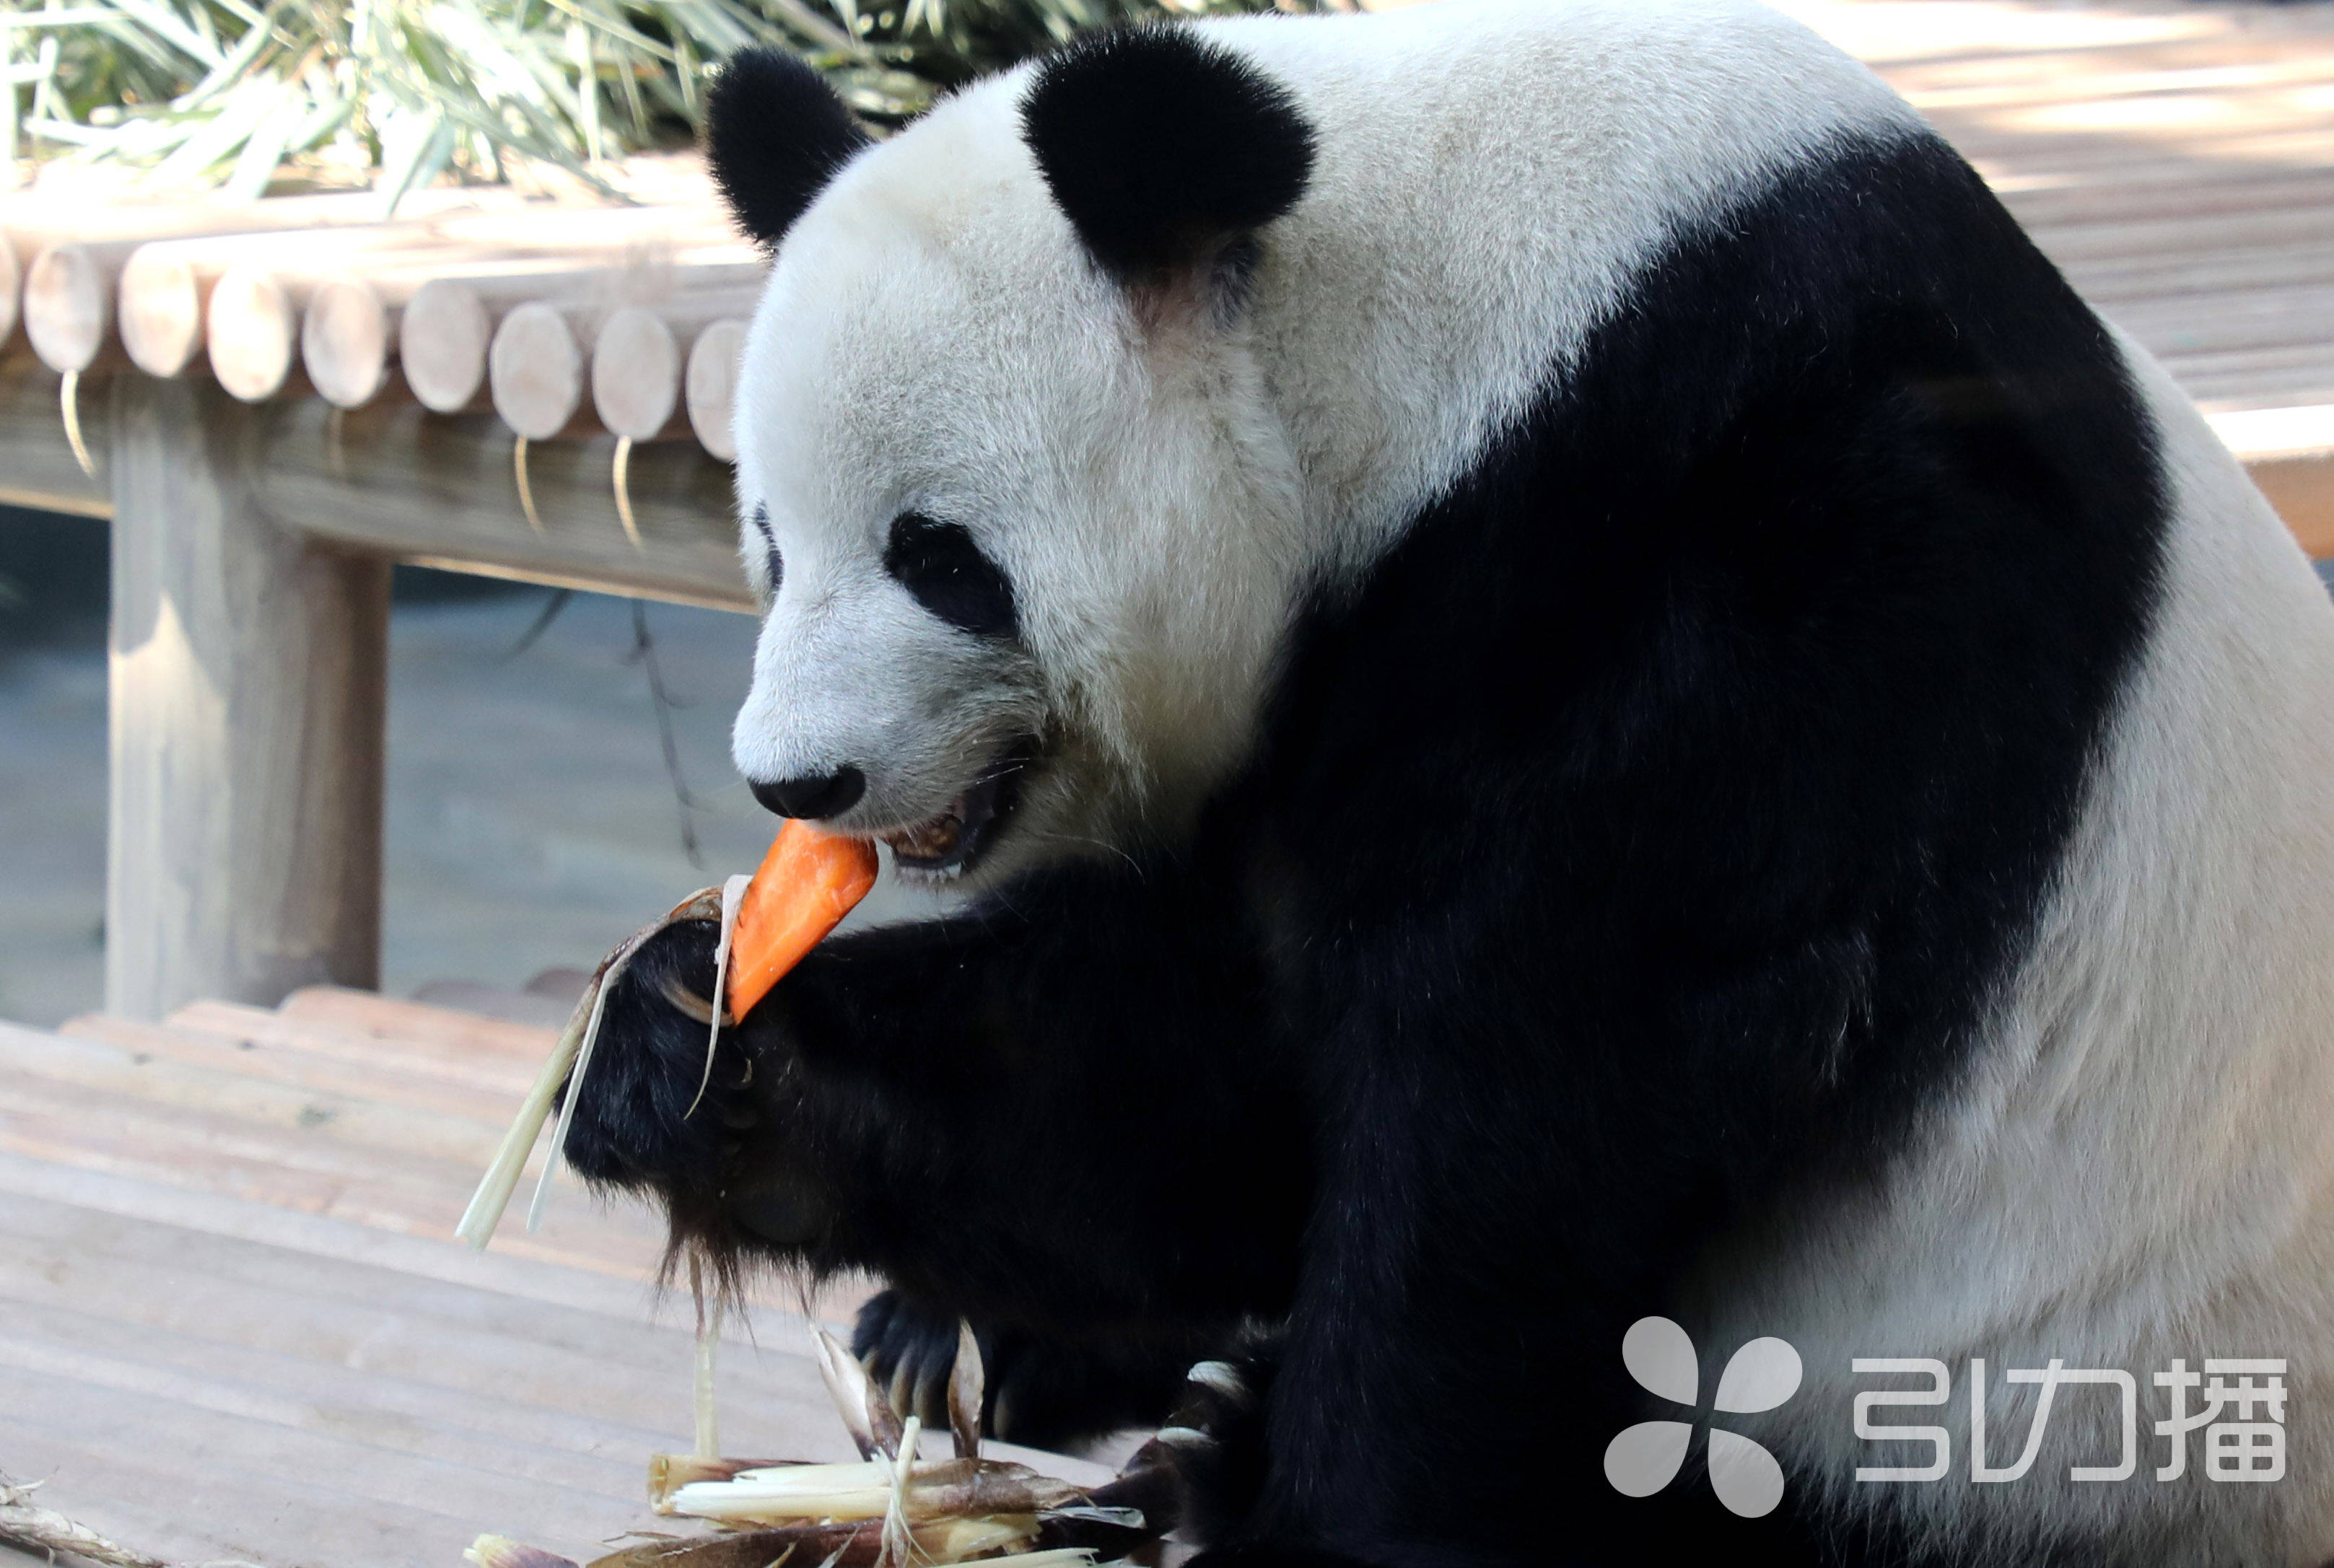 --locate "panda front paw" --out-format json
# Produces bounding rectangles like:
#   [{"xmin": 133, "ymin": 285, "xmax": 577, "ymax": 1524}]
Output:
[
  {"xmin": 556, "ymin": 917, "xmax": 760, "ymax": 1198},
  {"xmin": 852, "ymin": 1289, "xmax": 966, "ymax": 1431},
  {"xmin": 853, "ymin": 1288, "xmax": 1224, "ymax": 1452},
  {"xmin": 1113, "ymin": 1343, "xmax": 1278, "ymax": 1547}
]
